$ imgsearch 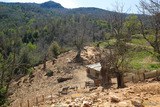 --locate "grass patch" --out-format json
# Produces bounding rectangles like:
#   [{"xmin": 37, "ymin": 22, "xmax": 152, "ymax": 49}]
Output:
[{"xmin": 129, "ymin": 50, "xmax": 160, "ymax": 70}]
